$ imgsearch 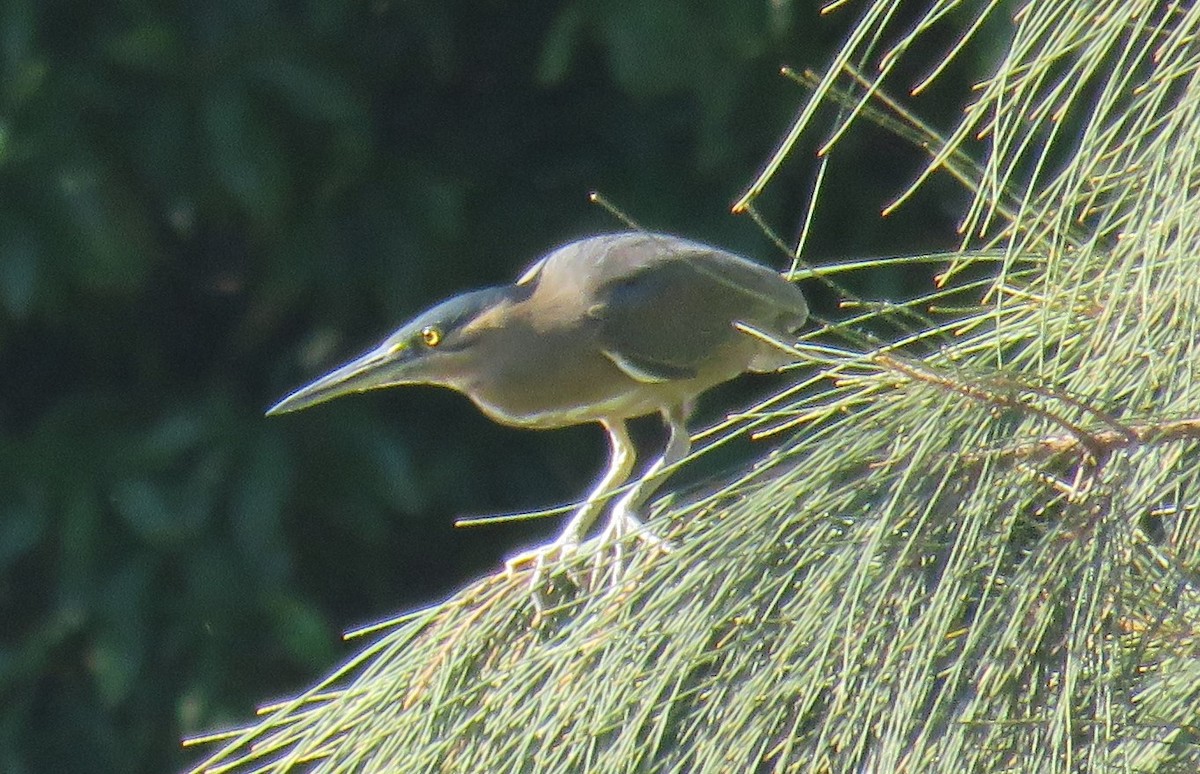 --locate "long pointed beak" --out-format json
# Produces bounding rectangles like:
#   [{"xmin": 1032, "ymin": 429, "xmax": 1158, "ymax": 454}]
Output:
[{"xmin": 266, "ymin": 344, "xmax": 409, "ymax": 416}]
